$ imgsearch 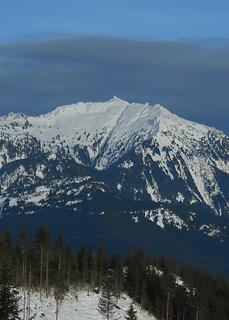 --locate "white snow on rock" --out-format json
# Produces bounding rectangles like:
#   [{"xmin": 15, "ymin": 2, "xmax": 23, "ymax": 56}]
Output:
[
  {"xmin": 132, "ymin": 216, "xmax": 139, "ymax": 223},
  {"xmin": 176, "ymin": 192, "xmax": 184, "ymax": 202},
  {"xmin": 36, "ymin": 164, "xmax": 45, "ymax": 179},
  {"xmin": 25, "ymin": 186, "xmax": 50, "ymax": 205},
  {"xmin": 145, "ymin": 176, "xmax": 162, "ymax": 203},
  {"xmin": 0, "ymin": 97, "xmax": 229, "ymax": 216},
  {"xmin": 174, "ymin": 276, "xmax": 191, "ymax": 293},
  {"xmin": 144, "ymin": 208, "xmax": 188, "ymax": 230},
  {"xmin": 199, "ymin": 224, "xmax": 221, "ymax": 237},
  {"xmin": 9, "ymin": 197, "xmax": 18, "ymax": 207},
  {"xmin": 119, "ymin": 160, "xmax": 134, "ymax": 169}
]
